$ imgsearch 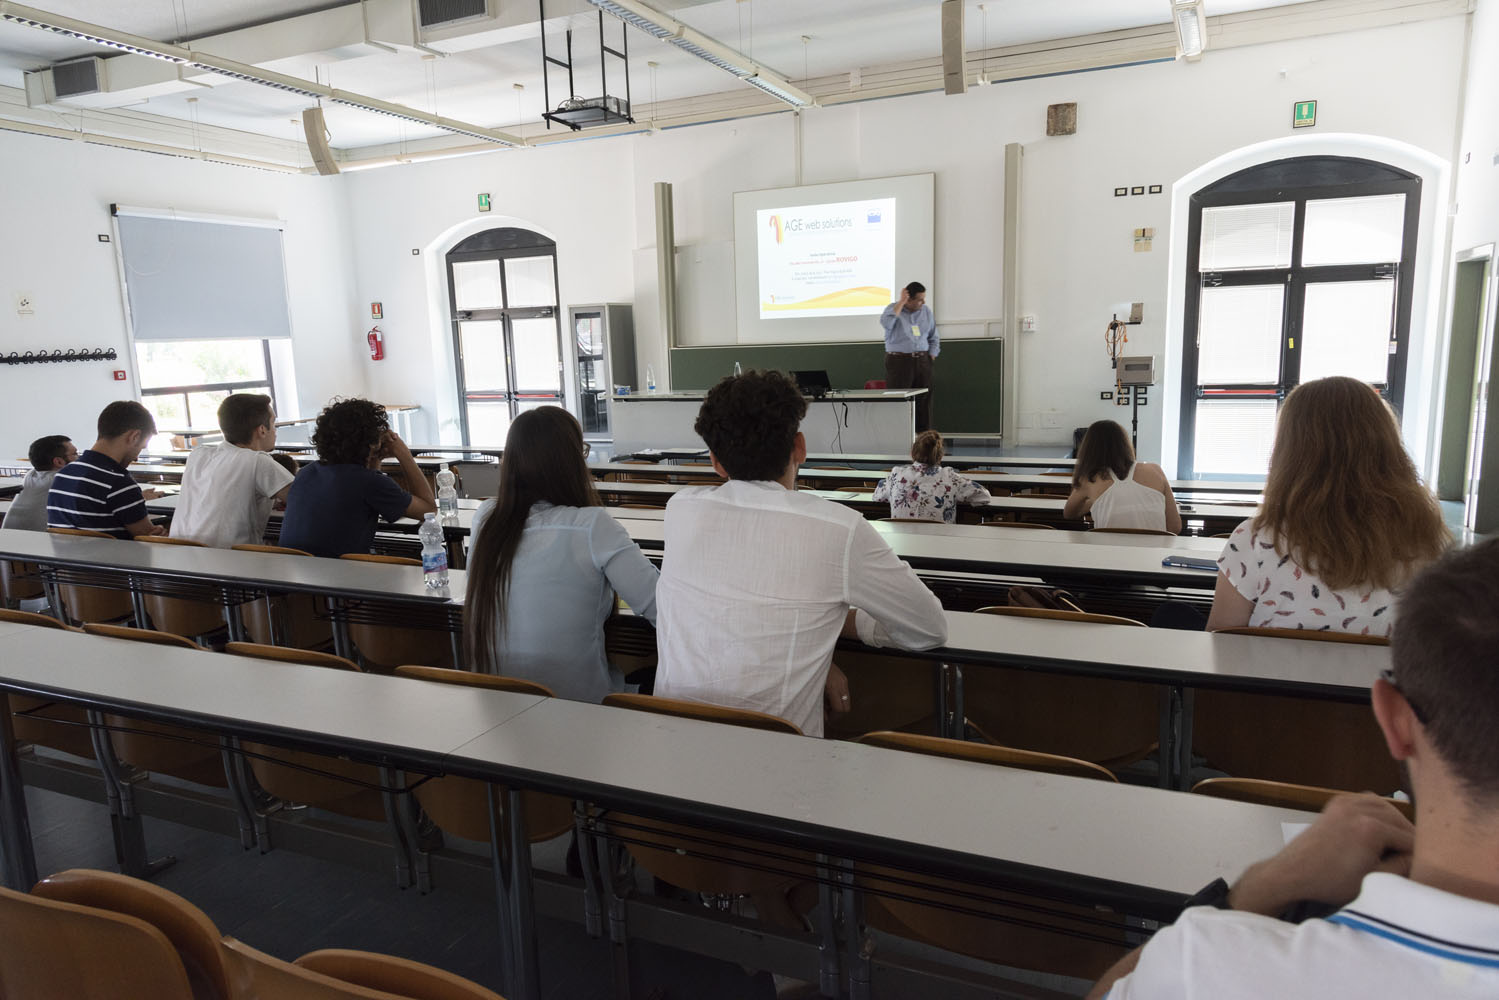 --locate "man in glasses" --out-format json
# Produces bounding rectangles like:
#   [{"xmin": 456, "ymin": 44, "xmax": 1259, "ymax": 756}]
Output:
[{"xmin": 1091, "ymin": 538, "xmax": 1499, "ymax": 999}]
